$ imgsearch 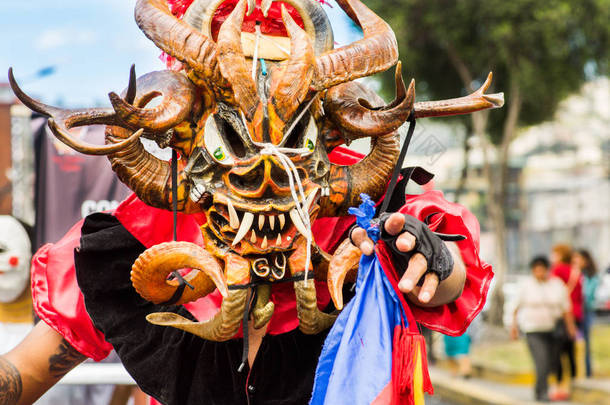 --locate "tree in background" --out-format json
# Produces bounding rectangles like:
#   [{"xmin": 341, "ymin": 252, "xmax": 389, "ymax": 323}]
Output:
[{"xmin": 366, "ymin": 0, "xmax": 609, "ymax": 324}]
